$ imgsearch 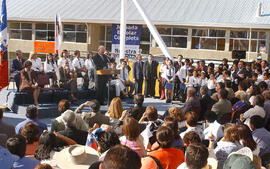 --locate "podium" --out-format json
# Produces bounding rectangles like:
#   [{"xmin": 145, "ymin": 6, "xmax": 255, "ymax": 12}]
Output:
[{"xmin": 96, "ymin": 69, "xmax": 120, "ymax": 106}]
